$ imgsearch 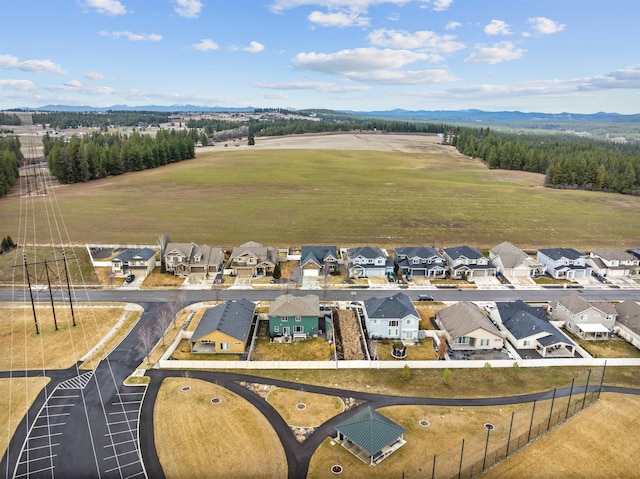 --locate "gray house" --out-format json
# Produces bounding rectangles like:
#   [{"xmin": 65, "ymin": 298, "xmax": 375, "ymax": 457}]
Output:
[
  {"xmin": 346, "ymin": 246, "xmax": 393, "ymax": 278},
  {"xmin": 587, "ymin": 249, "xmax": 640, "ymax": 278},
  {"xmin": 442, "ymin": 246, "xmax": 497, "ymax": 279},
  {"xmin": 363, "ymin": 292, "xmax": 420, "ymax": 341},
  {"xmin": 300, "ymin": 245, "xmax": 338, "ymax": 278},
  {"xmin": 489, "ymin": 242, "xmax": 545, "ymax": 278},
  {"xmin": 615, "ymin": 301, "xmax": 640, "ymax": 350},
  {"xmin": 435, "ymin": 301, "xmax": 504, "ymax": 350},
  {"xmin": 164, "ymin": 242, "xmax": 225, "ymax": 277},
  {"xmin": 394, "ymin": 246, "xmax": 446, "ymax": 278},
  {"xmin": 549, "ymin": 294, "xmax": 616, "ymax": 339}
]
